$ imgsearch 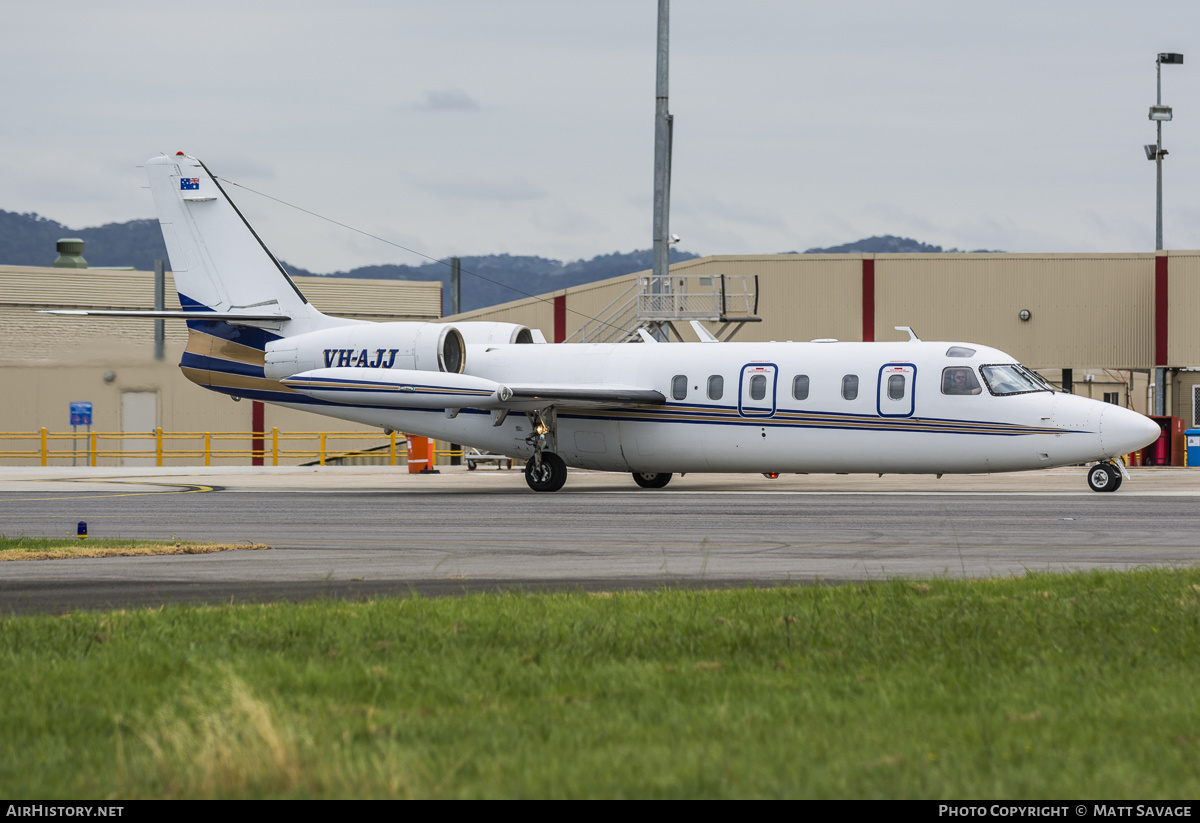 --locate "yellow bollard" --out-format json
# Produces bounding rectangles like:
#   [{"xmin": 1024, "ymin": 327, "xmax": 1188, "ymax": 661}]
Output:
[
  {"xmin": 272, "ymin": 427, "xmax": 279, "ymax": 467},
  {"xmin": 390, "ymin": 430, "xmax": 397, "ymax": 466},
  {"xmin": 40, "ymin": 427, "xmax": 47, "ymax": 467},
  {"xmin": 156, "ymin": 428, "xmax": 163, "ymax": 467},
  {"xmin": 320, "ymin": 432, "xmax": 326, "ymax": 466},
  {"xmin": 204, "ymin": 432, "xmax": 211, "ymax": 467},
  {"xmin": 89, "ymin": 431, "xmax": 97, "ymax": 467}
]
